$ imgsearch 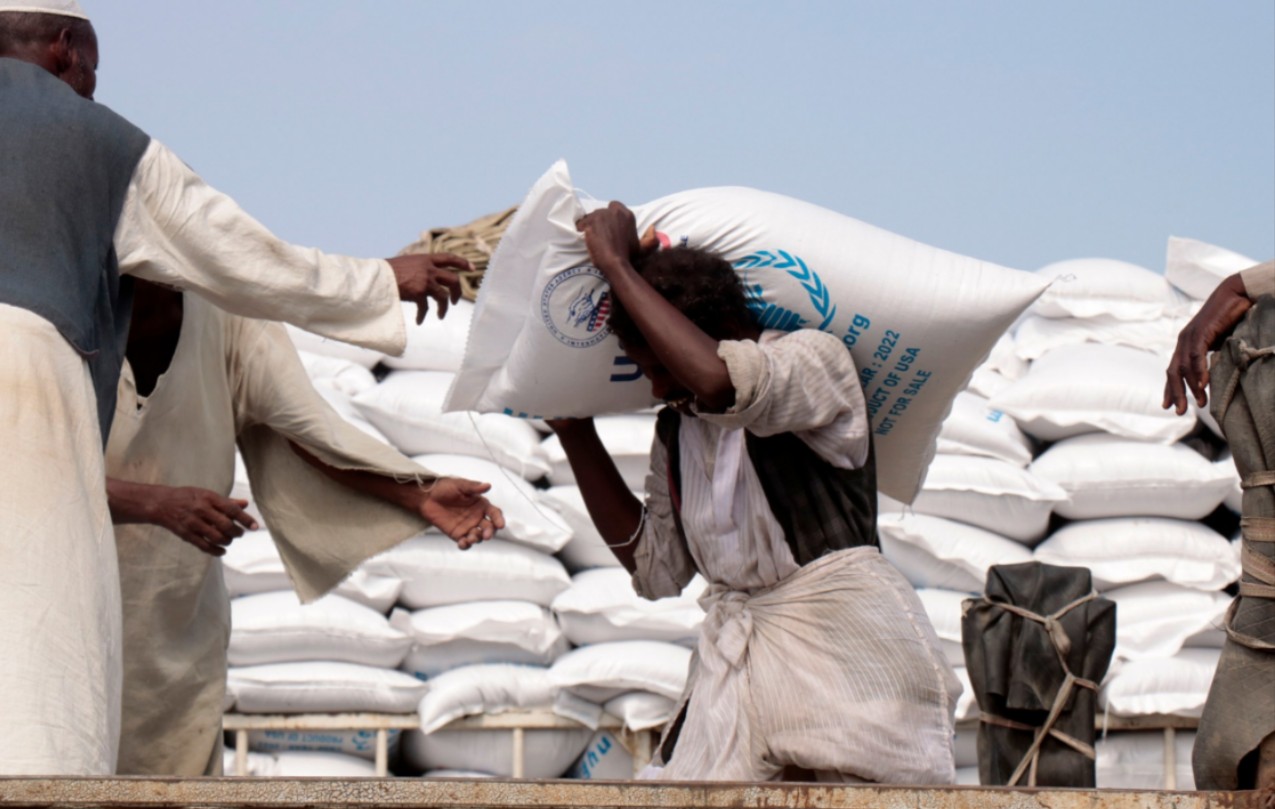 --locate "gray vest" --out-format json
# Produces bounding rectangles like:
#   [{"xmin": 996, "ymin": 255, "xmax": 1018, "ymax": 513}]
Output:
[{"xmin": 0, "ymin": 58, "xmax": 150, "ymax": 442}]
